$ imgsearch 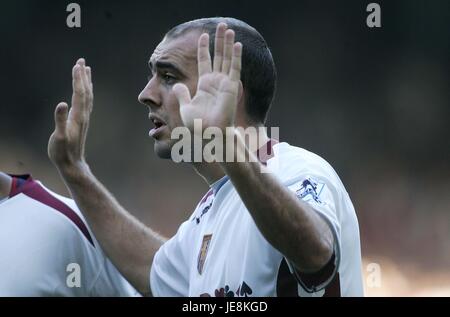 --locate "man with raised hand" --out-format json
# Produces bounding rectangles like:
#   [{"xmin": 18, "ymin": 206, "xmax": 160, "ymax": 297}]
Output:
[{"xmin": 48, "ymin": 18, "xmax": 363, "ymax": 297}]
